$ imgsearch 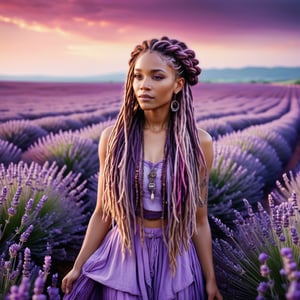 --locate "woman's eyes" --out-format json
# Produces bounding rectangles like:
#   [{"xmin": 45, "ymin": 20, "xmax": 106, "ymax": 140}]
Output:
[
  {"xmin": 133, "ymin": 74, "xmax": 164, "ymax": 80},
  {"xmin": 153, "ymin": 75, "xmax": 164, "ymax": 80},
  {"xmin": 133, "ymin": 74, "xmax": 143, "ymax": 80}
]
